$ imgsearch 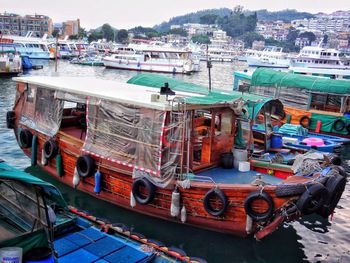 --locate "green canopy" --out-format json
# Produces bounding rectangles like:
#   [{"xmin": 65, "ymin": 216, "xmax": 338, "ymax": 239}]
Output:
[
  {"xmin": 251, "ymin": 68, "xmax": 350, "ymax": 95},
  {"xmin": 127, "ymin": 73, "xmax": 284, "ymax": 120},
  {"xmin": 0, "ymin": 160, "xmax": 67, "ymax": 208}
]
